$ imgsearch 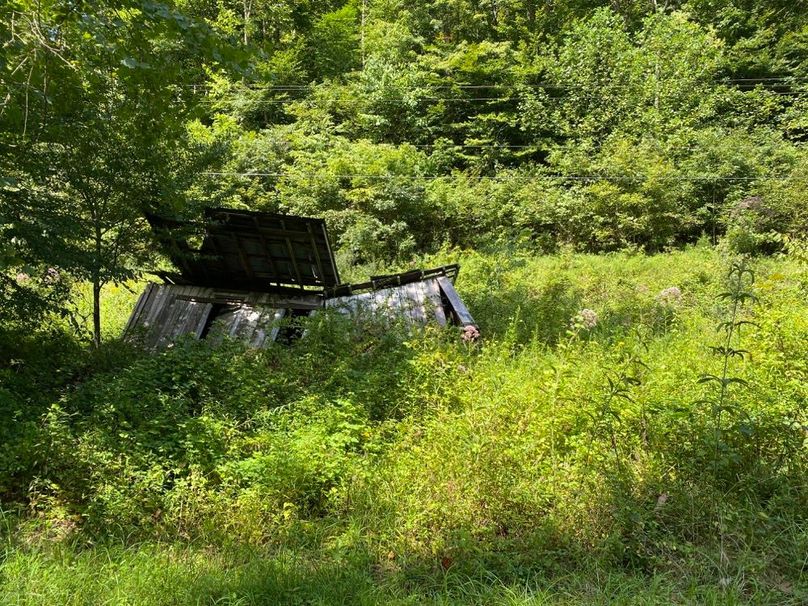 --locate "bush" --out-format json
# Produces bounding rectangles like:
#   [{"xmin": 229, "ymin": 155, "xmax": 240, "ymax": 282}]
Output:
[{"xmin": 3, "ymin": 248, "xmax": 806, "ymax": 599}]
